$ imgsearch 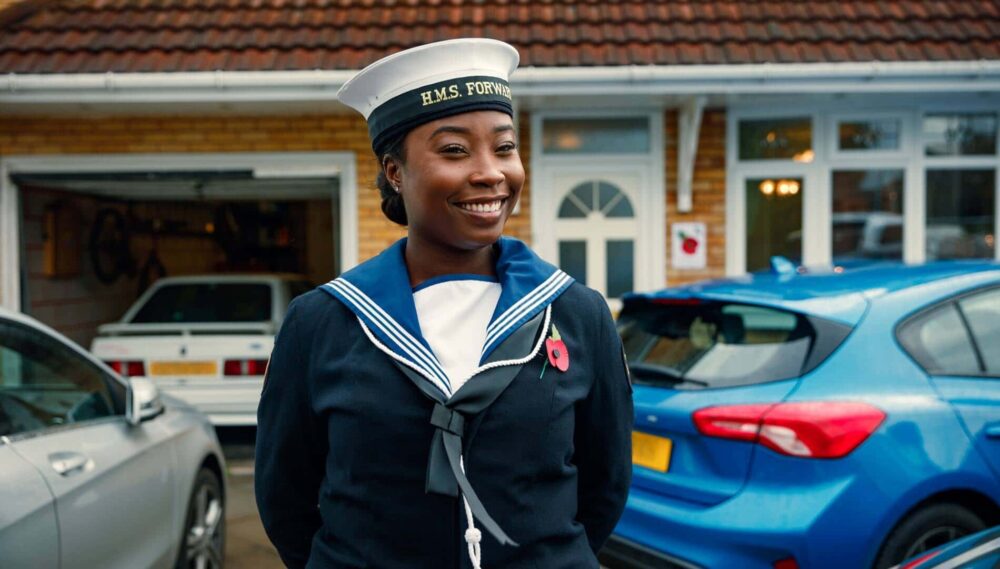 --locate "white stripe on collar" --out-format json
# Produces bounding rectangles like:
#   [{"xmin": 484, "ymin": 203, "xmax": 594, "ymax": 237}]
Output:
[
  {"xmin": 481, "ymin": 270, "xmax": 571, "ymax": 357},
  {"xmin": 326, "ymin": 279, "xmax": 453, "ymax": 397}
]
